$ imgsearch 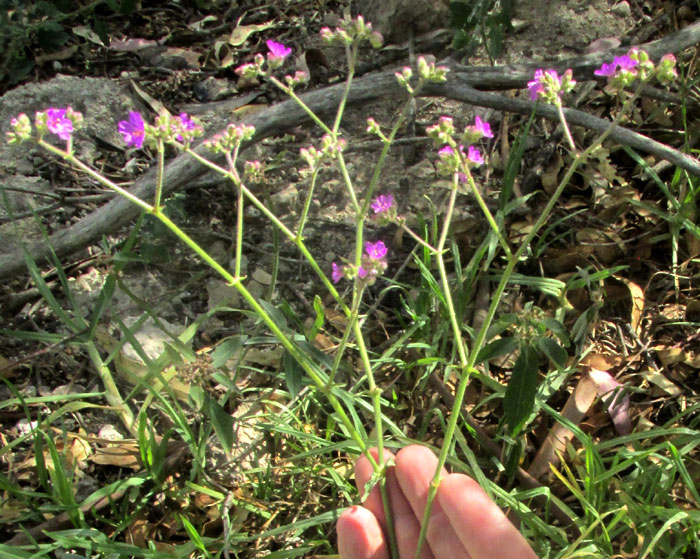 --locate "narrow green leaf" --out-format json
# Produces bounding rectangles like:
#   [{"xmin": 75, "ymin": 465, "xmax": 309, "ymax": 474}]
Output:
[
  {"xmin": 309, "ymin": 295, "xmax": 326, "ymax": 340},
  {"xmin": 476, "ymin": 336, "xmax": 518, "ymax": 364},
  {"xmin": 283, "ymin": 349, "xmax": 304, "ymax": 398},
  {"xmin": 504, "ymin": 344, "xmax": 540, "ymax": 436},
  {"xmin": 211, "ymin": 335, "xmax": 247, "ymax": 368},
  {"xmin": 536, "ymin": 337, "xmax": 568, "ymax": 370},
  {"xmin": 200, "ymin": 392, "xmax": 235, "ymax": 455},
  {"xmin": 500, "ymin": 108, "xmax": 535, "ymax": 208}
]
